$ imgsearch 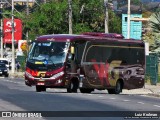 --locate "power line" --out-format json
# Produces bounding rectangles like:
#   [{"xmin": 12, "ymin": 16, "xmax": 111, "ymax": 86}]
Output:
[{"xmin": 4, "ymin": 0, "xmax": 23, "ymax": 16}]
